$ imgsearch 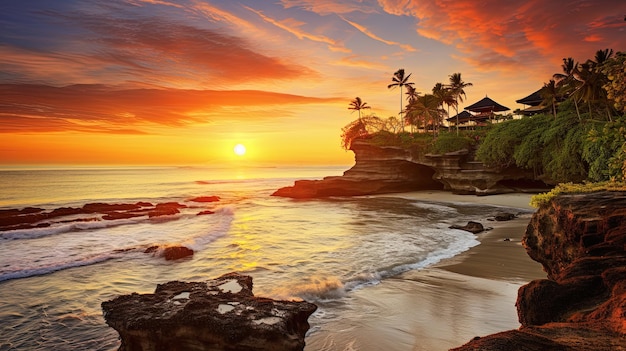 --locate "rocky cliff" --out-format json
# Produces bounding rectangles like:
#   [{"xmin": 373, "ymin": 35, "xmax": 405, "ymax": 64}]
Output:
[
  {"xmin": 102, "ymin": 272, "xmax": 317, "ymax": 351},
  {"xmin": 452, "ymin": 191, "xmax": 626, "ymax": 350},
  {"xmin": 272, "ymin": 138, "xmax": 544, "ymax": 198}
]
